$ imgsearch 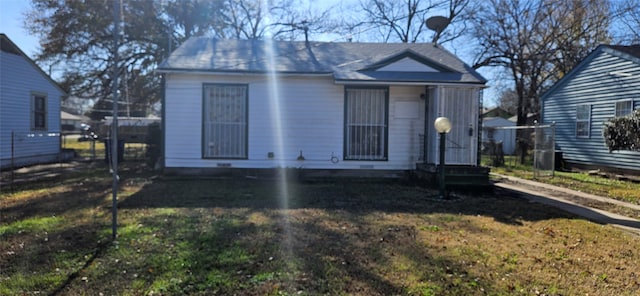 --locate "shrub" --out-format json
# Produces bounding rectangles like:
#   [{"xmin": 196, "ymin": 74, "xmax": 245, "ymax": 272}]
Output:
[{"xmin": 603, "ymin": 109, "xmax": 640, "ymax": 152}]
